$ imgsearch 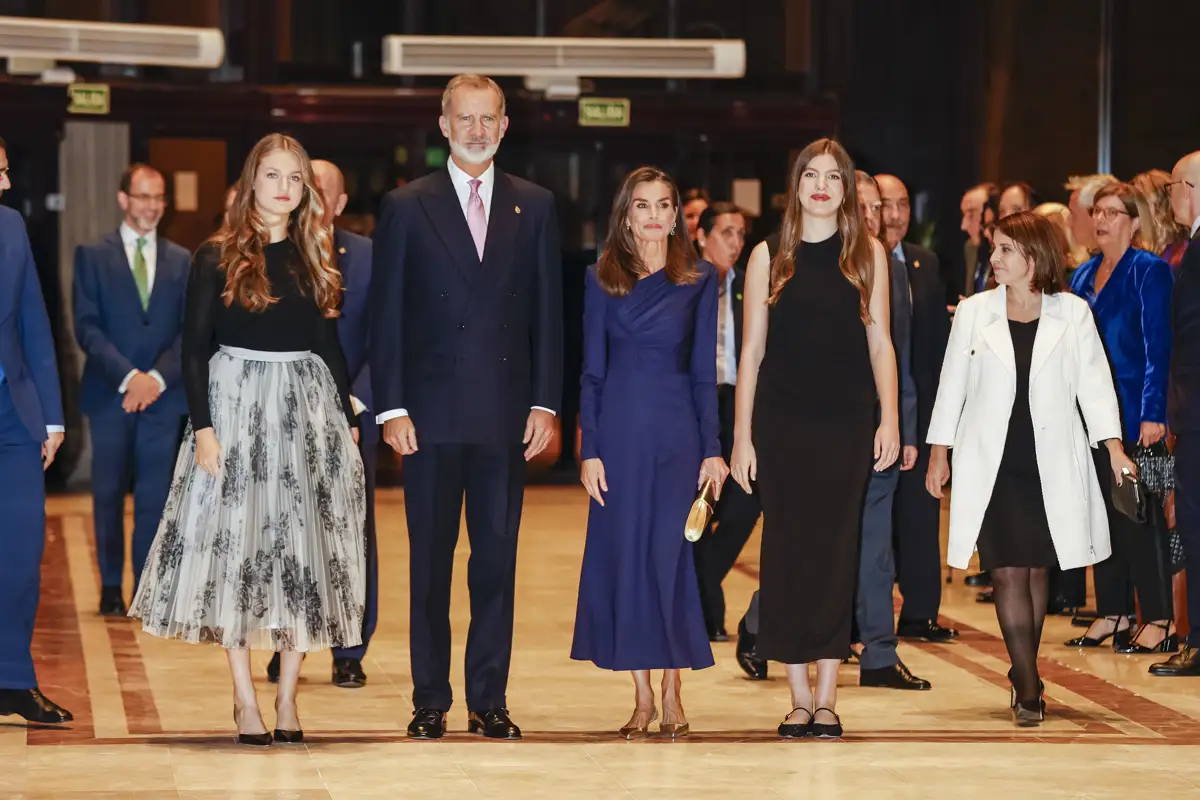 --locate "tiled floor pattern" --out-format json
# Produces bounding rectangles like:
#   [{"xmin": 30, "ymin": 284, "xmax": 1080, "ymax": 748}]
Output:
[{"xmin": 3, "ymin": 488, "xmax": 1199, "ymax": 798}]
